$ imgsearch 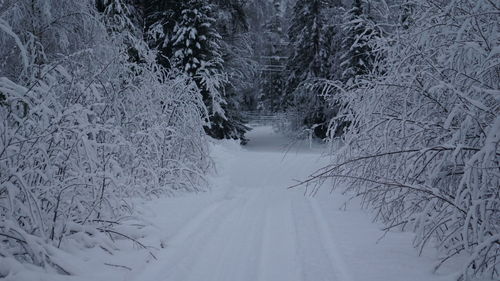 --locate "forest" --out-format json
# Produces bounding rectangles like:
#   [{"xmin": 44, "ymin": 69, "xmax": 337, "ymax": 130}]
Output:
[{"xmin": 0, "ymin": 0, "xmax": 498, "ymax": 280}]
